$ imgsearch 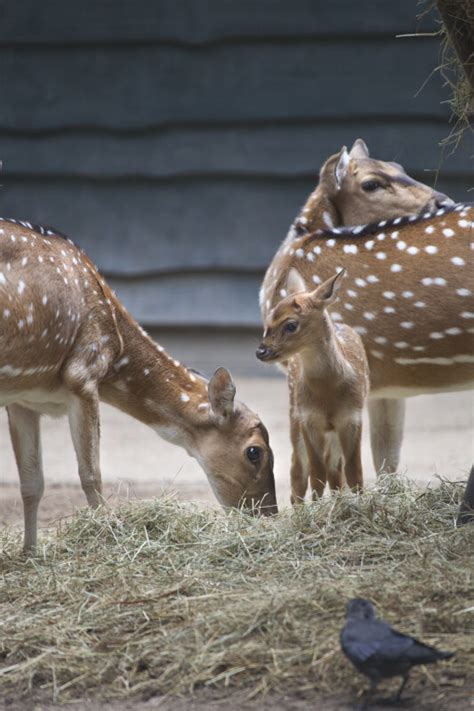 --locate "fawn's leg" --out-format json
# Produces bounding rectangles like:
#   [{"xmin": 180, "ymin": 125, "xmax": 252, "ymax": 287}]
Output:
[
  {"xmin": 7, "ymin": 404, "xmax": 44, "ymax": 551},
  {"xmin": 322, "ymin": 431, "xmax": 344, "ymax": 492},
  {"xmin": 339, "ymin": 417, "xmax": 364, "ymax": 491},
  {"xmin": 368, "ymin": 398, "xmax": 405, "ymax": 474},
  {"xmin": 303, "ymin": 428, "xmax": 328, "ymax": 500},
  {"xmin": 290, "ymin": 418, "xmax": 309, "ymax": 505},
  {"xmin": 67, "ymin": 391, "xmax": 103, "ymax": 507}
]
